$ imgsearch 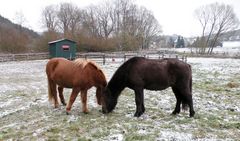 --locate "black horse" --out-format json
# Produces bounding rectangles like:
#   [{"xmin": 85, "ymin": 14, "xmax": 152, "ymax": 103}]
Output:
[{"xmin": 102, "ymin": 57, "xmax": 195, "ymax": 117}]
